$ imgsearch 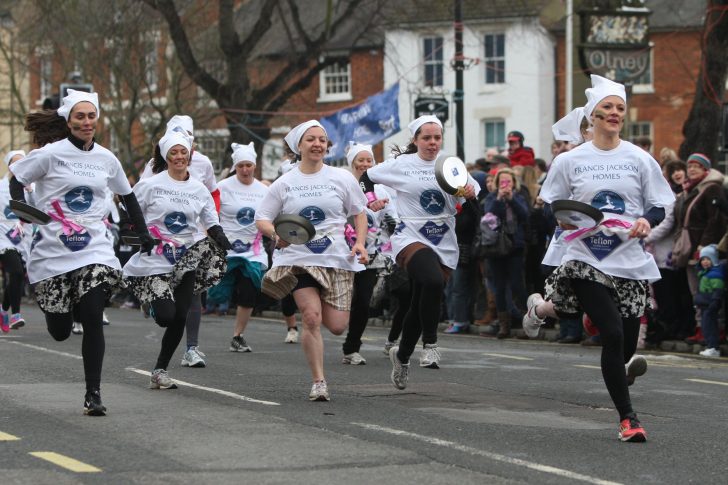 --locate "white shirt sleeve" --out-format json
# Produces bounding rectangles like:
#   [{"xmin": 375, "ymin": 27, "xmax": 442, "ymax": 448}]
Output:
[
  {"xmin": 538, "ymin": 155, "xmax": 570, "ymax": 204},
  {"xmin": 199, "ymin": 191, "xmax": 220, "ymax": 229},
  {"xmin": 140, "ymin": 160, "xmax": 154, "ymax": 180},
  {"xmin": 108, "ymin": 157, "xmax": 133, "ymax": 196},
  {"xmin": 255, "ymin": 180, "xmax": 284, "ymax": 222},
  {"xmin": 641, "ymin": 156, "xmax": 675, "ymax": 211},
  {"xmin": 8, "ymin": 147, "xmax": 51, "ymax": 186},
  {"xmin": 342, "ymin": 170, "xmax": 367, "ymax": 216}
]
